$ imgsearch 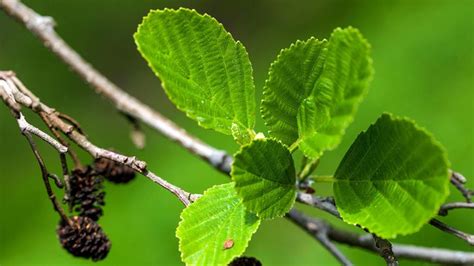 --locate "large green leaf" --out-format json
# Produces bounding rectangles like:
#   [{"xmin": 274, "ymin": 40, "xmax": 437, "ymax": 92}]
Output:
[
  {"xmin": 334, "ymin": 113, "xmax": 450, "ymax": 238},
  {"xmin": 261, "ymin": 27, "xmax": 373, "ymax": 158},
  {"xmin": 135, "ymin": 8, "xmax": 256, "ymax": 144},
  {"xmin": 176, "ymin": 183, "xmax": 260, "ymax": 266},
  {"xmin": 232, "ymin": 139, "xmax": 296, "ymax": 219}
]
